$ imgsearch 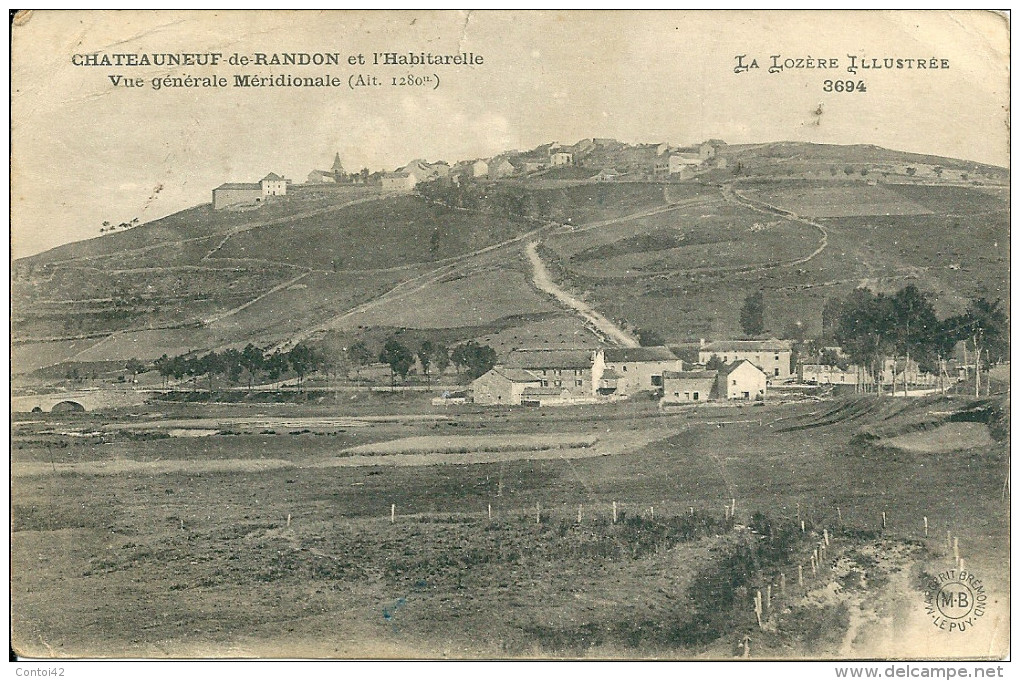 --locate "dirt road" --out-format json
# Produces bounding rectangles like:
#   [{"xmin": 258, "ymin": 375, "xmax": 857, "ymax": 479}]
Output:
[{"xmin": 525, "ymin": 241, "xmax": 639, "ymax": 348}]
